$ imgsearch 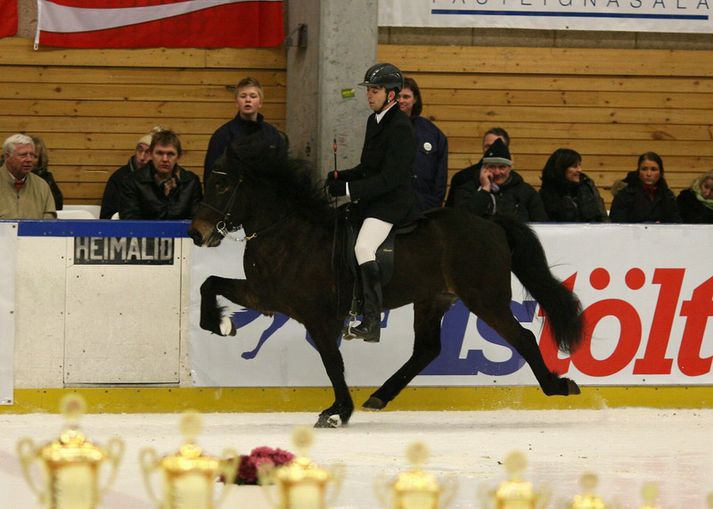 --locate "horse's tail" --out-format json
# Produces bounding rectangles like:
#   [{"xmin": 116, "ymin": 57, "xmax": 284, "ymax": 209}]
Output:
[{"xmin": 490, "ymin": 214, "xmax": 583, "ymax": 353}]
